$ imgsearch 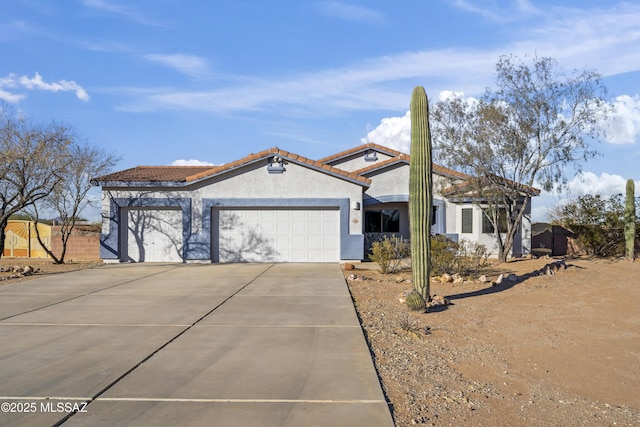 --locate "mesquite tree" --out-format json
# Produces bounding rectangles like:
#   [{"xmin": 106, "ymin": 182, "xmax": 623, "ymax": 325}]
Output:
[
  {"xmin": 30, "ymin": 143, "xmax": 119, "ymax": 263},
  {"xmin": 432, "ymin": 55, "xmax": 611, "ymax": 262},
  {"xmin": 409, "ymin": 86, "xmax": 433, "ymax": 302},
  {"xmin": 625, "ymin": 179, "xmax": 636, "ymax": 260},
  {"xmin": 0, "ymin": 110, "xmax": 74, "ymax": 259}
]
